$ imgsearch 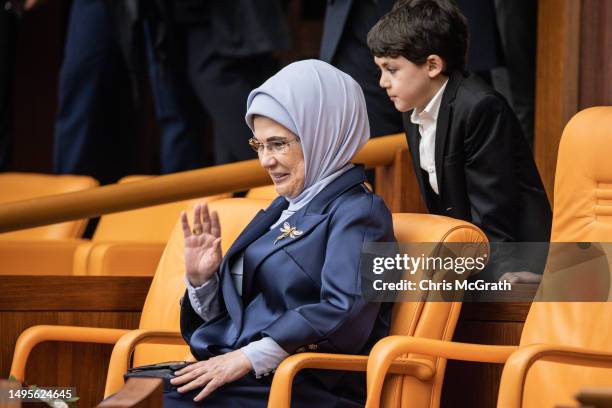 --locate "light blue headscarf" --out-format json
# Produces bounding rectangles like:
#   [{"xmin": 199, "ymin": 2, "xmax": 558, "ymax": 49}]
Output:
[{"xmin": 245, "ymin": 59, "xmax": 370, "ymax": 211}]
